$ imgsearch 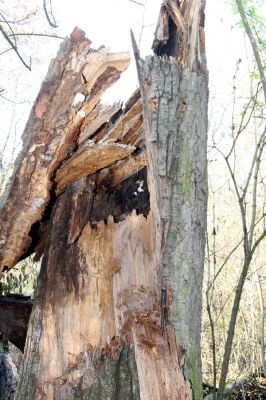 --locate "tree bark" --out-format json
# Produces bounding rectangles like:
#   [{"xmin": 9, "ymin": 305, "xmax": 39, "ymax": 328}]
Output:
[
  {"xmin": 0, "ymin": 1, "xmax": 208, "ymax": 399},
  {"xmin": 133, "ymin": 54, "xmax": 208, "ymax": 400},
  {"xmin": 0, "ymin": 352, "xmax": 18, "ymax": 400},
  {"xmin": 133, "ymin": 0, "xmax": 208, "ymax": 396}
]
